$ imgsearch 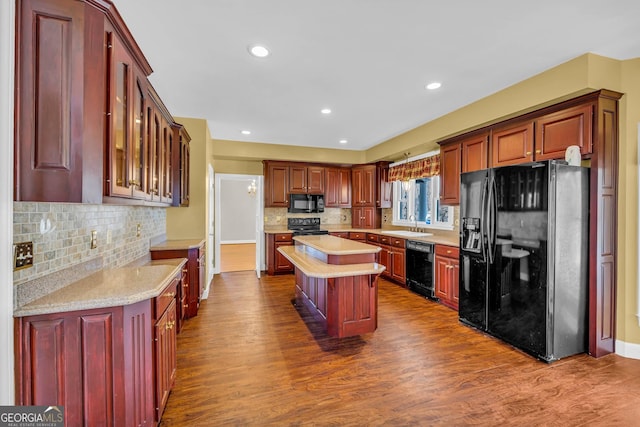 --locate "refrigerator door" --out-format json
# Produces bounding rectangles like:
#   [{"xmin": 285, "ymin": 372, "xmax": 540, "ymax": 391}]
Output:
[
  {"xmin": 459, "ymin": 169, "xmax": 489, "ymax": 330},
  {"xmin": 486, "ymin": 162, "xmax": 549, "ymax": 358}
]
